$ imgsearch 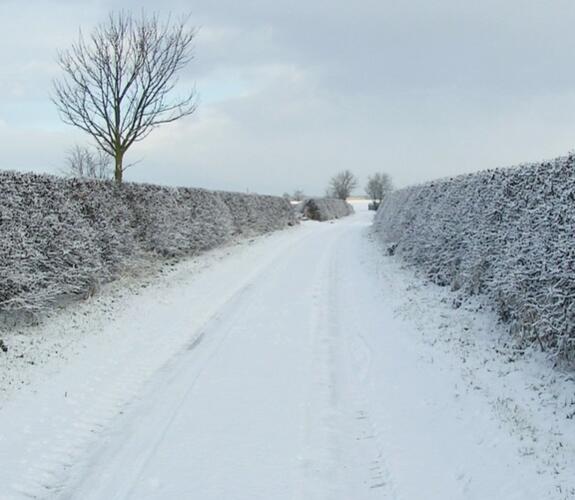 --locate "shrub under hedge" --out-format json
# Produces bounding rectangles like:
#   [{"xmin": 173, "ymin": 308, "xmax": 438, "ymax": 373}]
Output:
[
  {"xmin": 374, "ymin": 154, "xmax": 575, "ymax": 363},
  {"xmin": 0, "ymin": 171, "xmax": 295, "ymax": 315}
]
